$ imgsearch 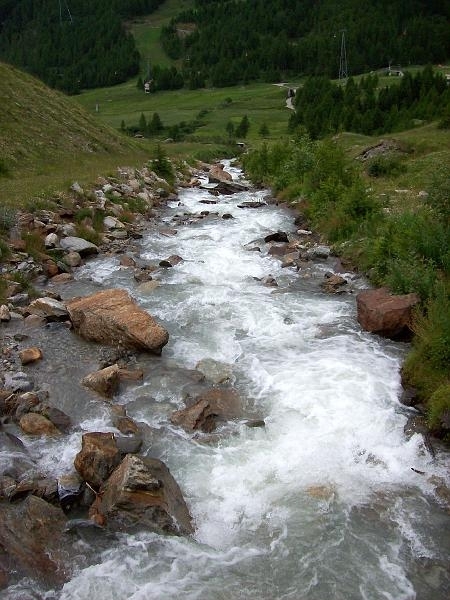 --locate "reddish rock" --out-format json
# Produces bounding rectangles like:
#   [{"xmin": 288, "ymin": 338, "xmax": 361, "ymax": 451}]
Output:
[
  {"xmin": 209, "ymin": 164, "xmax": 233, "ymax": 183},
  {"xmin": 0, "ymin": 496, "xmax": 69, "ymax": 586},
  {"xmin": 96, "ymin": 454, "xmax": 193, "ymax": 534},
  {"xmin": 66, "ymin": 288, "xmax": 169, "ymax": 354},
  {"xmin": 19, "ymin": 347, "xmax": 43, "ymax": 365},
  {"xmin": 82, "ymin": 364, "xmax": 121, "ymax": 398},
  {"xmin": 74, "ymin": 432, "xmax": 121, "ymax": 489},
  {"xmin": 171, "ymin": 387, "xmax": 241, "ymax": 433},
  {"xmin": 19, "ymin": 413, "xmax": 61, "ymax": 436},
  {"xmin": 356, "ymin": 287, "xmax": 420, "ymax": 339},
  {"xmin": 321, "ymin": 274, "xmax": 348, "ymax": 294}
]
